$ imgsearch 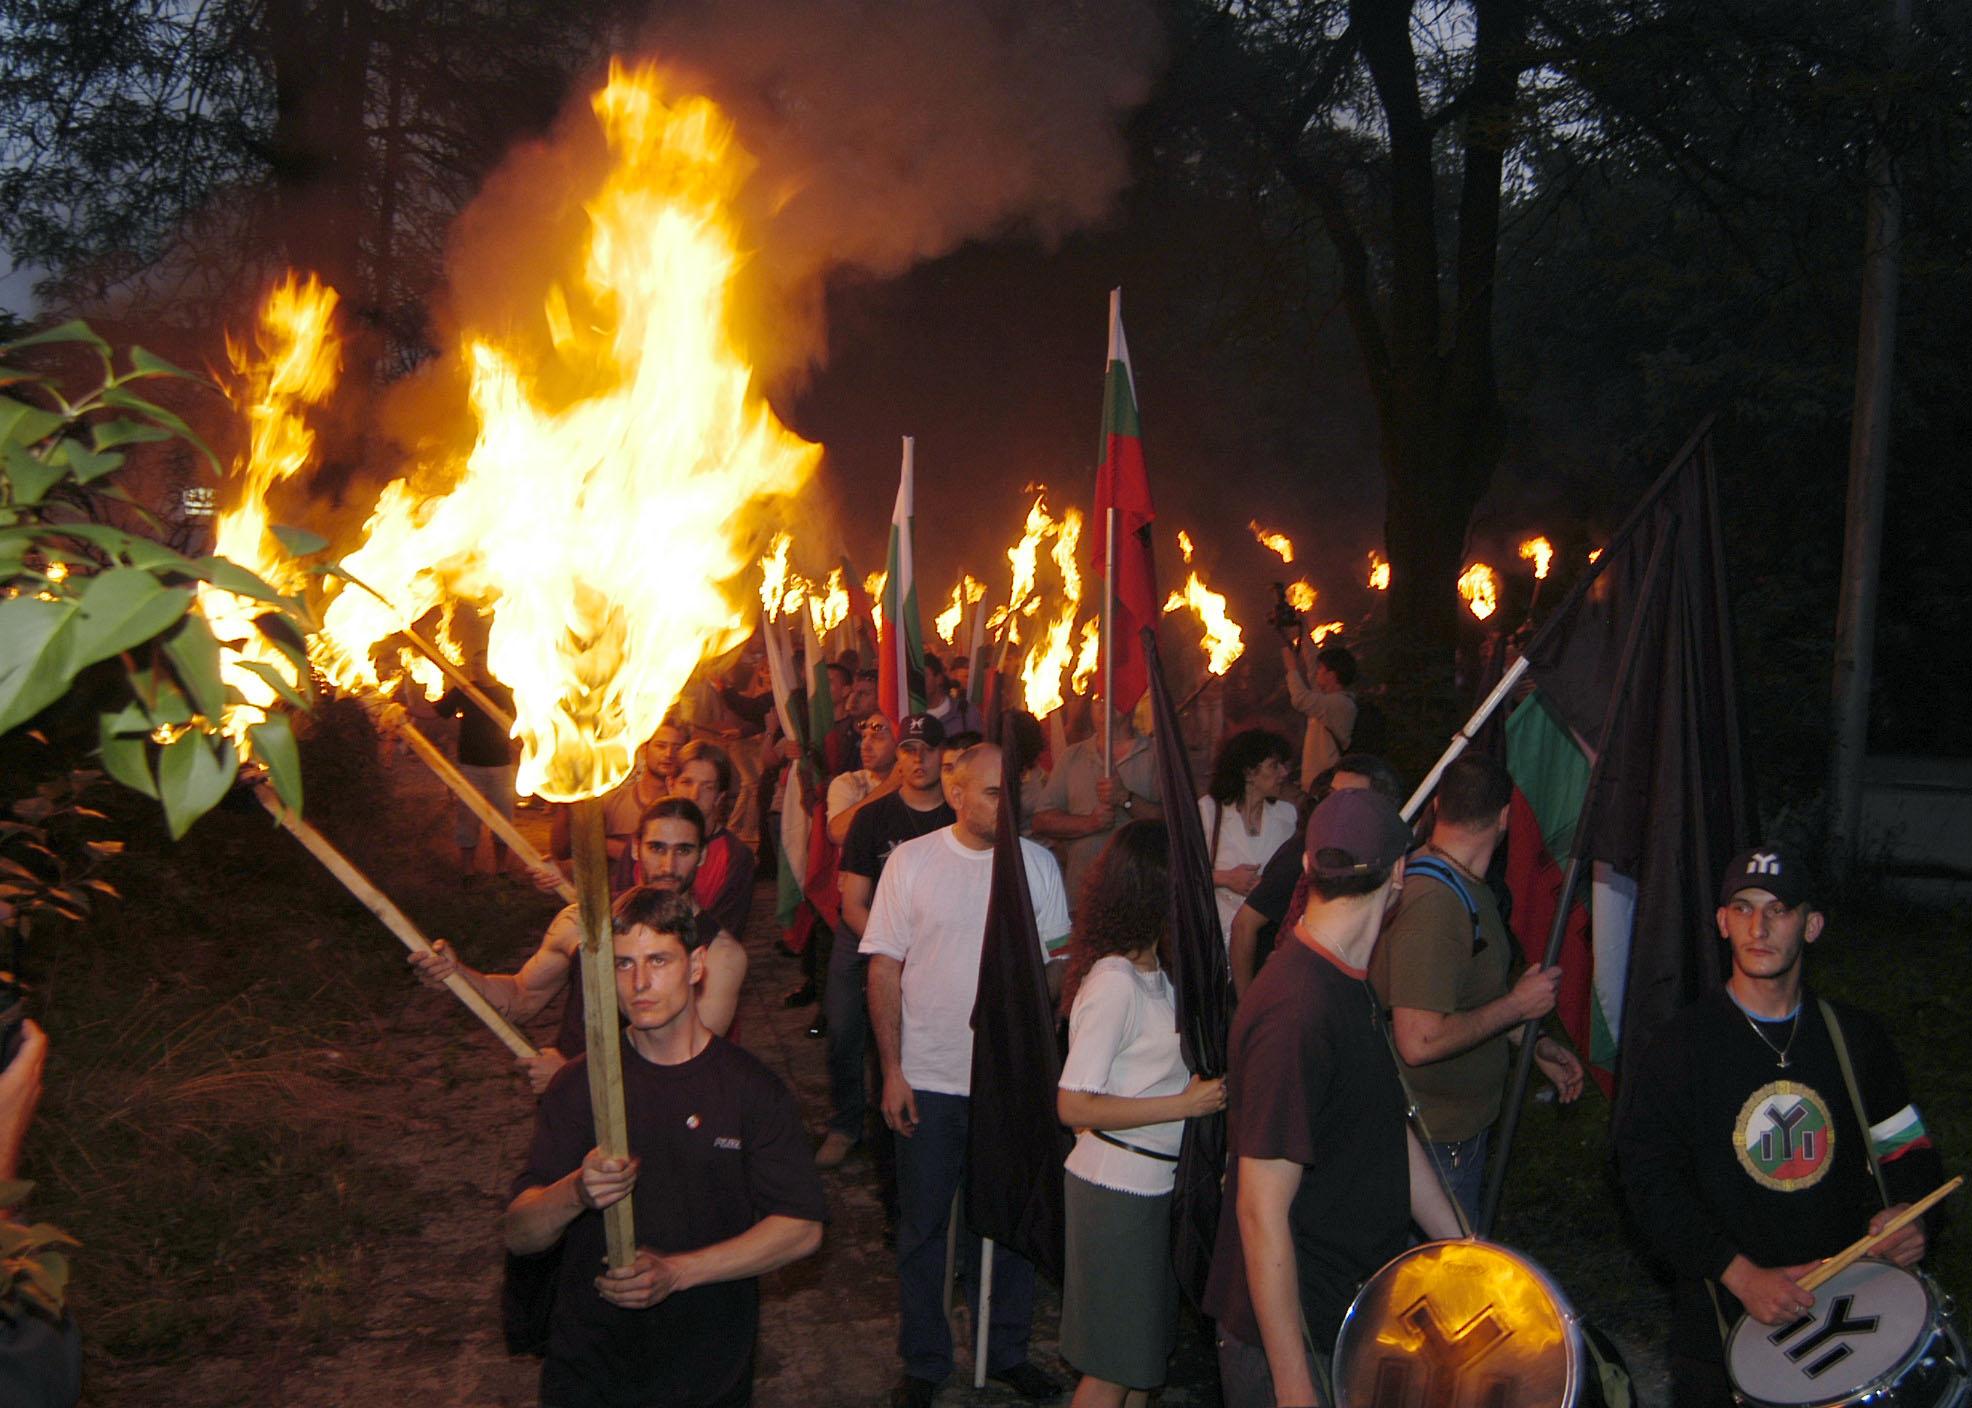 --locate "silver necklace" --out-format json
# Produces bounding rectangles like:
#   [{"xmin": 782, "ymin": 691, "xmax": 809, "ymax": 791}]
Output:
[{"xmin": 1742, "ymin": 1005, "xmax": 1801, "ymax": 1069}]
